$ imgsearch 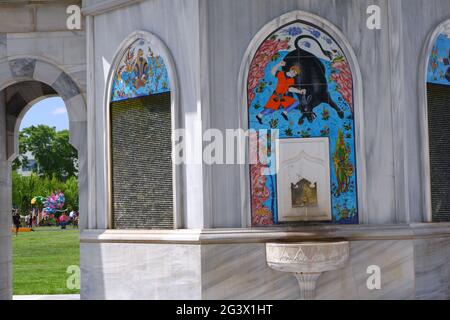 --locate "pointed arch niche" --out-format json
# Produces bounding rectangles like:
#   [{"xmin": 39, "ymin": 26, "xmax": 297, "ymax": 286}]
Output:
[
  {"xmin": 238, "ymin": 11, "xmax": 366, "ymax": 227},
  {"xmin": 105, "ymin": 31, "xmax": 181, "ymax": 229},
  {"xmin": 420, "ymin": 20, "xmax": 450, "ymax": 222}
]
